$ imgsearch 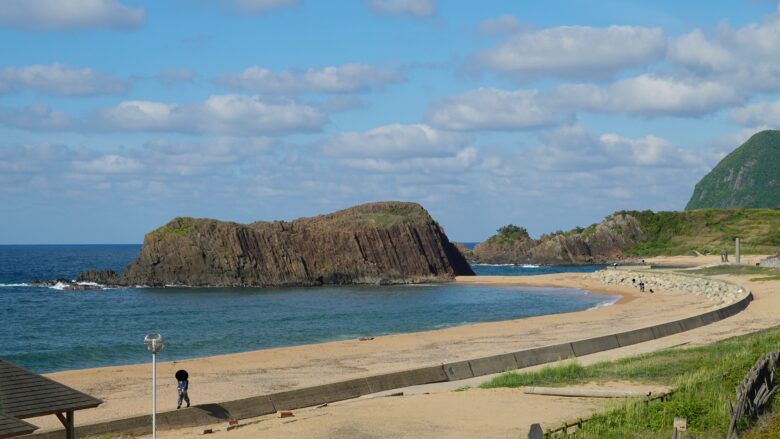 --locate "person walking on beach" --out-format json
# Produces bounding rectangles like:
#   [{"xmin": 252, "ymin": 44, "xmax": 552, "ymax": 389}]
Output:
[
  {"xmin": 638, "ymin": 281, "xmax": 645, "ymax": 293},
  {"xmin": 176, "ymin": 370, "xmax": 190, "ymax": 409}
]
